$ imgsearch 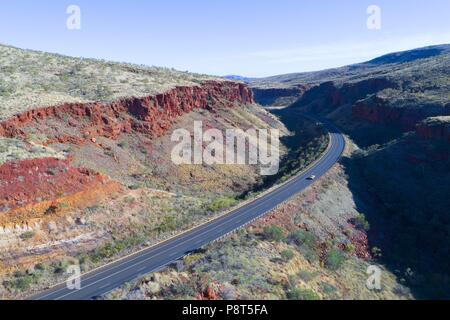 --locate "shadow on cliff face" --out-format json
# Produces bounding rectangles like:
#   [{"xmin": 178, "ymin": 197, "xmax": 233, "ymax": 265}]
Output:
[{"xmin": 340, "ymin": 134, "xmax": 450, "ymax": 299}]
